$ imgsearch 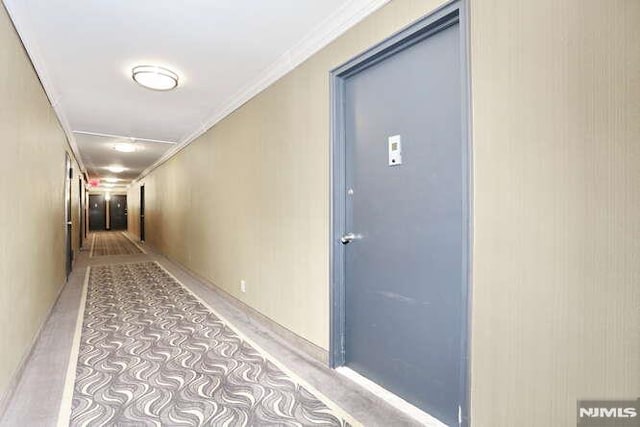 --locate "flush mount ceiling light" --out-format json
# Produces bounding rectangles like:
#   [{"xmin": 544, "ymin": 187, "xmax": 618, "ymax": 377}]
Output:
[
  {"xmin": 113, "ymin": 142, "xmax": 137, "ymax": 153},
  {"xmin": 106, "ymin": 165, "xmax": 125, "ymax": 173},
  {"xmin": 132, "ymin": 65, "xmax": 178, "ymax": 91},
  {"xmin": 104, "ymin": 177, "xmax": 119, "ymax": 183}
]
